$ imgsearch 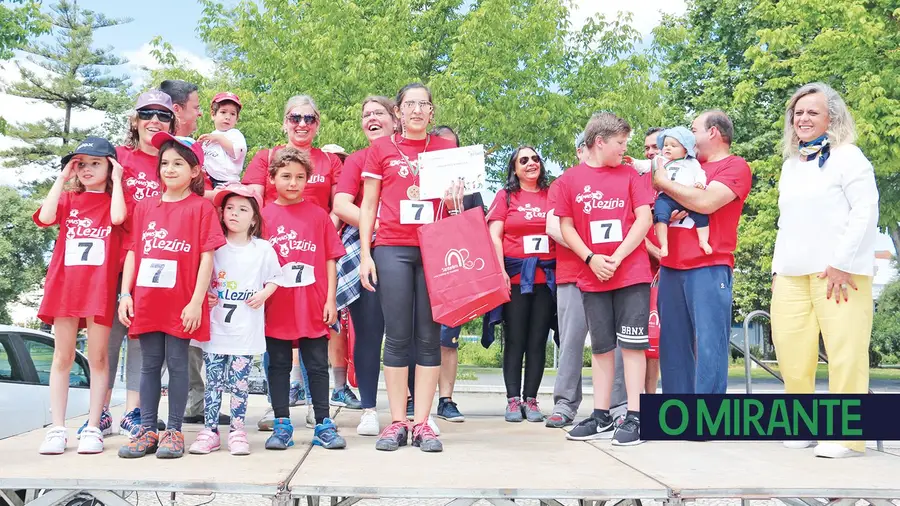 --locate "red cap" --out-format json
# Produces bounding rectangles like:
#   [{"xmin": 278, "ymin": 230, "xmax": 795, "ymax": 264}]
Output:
[
  {"xmin": 213, "ymin": 183, "xmax": 263, "ymax": 210},
  {"xmin": 212, "ymin": 92, "xmax": 242, "ymax": 110},
  {"xmin": 151, "ymin": 132, "xmax": 205, "ymax": 168}
]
